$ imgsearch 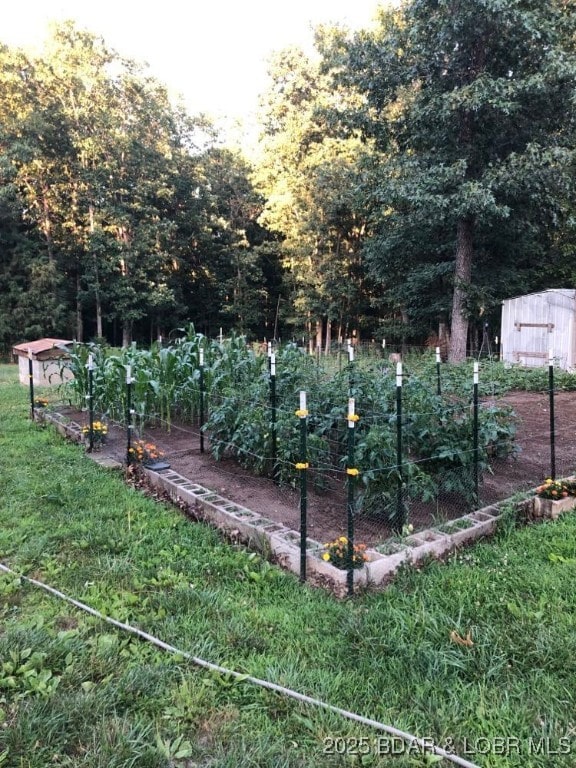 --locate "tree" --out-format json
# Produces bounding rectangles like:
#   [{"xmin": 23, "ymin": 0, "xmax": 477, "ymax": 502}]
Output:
[
  {"xmin": 0, "ymin": 42, "xmax": 71, "ymax": 345},
  {"xmin": 0, "ymin": 23, "xmax": 220, "ymax": 347},
  {"xmin": 200, "ymin": 147, "xmax": 283, "ymax": 338},
  {"xmin": 327, "ymin": 0, "xmax": 576, "ymax": 360},
  {"xmin": 255, "ymin": 46, "xmax": 375, "ymax": 349}
]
